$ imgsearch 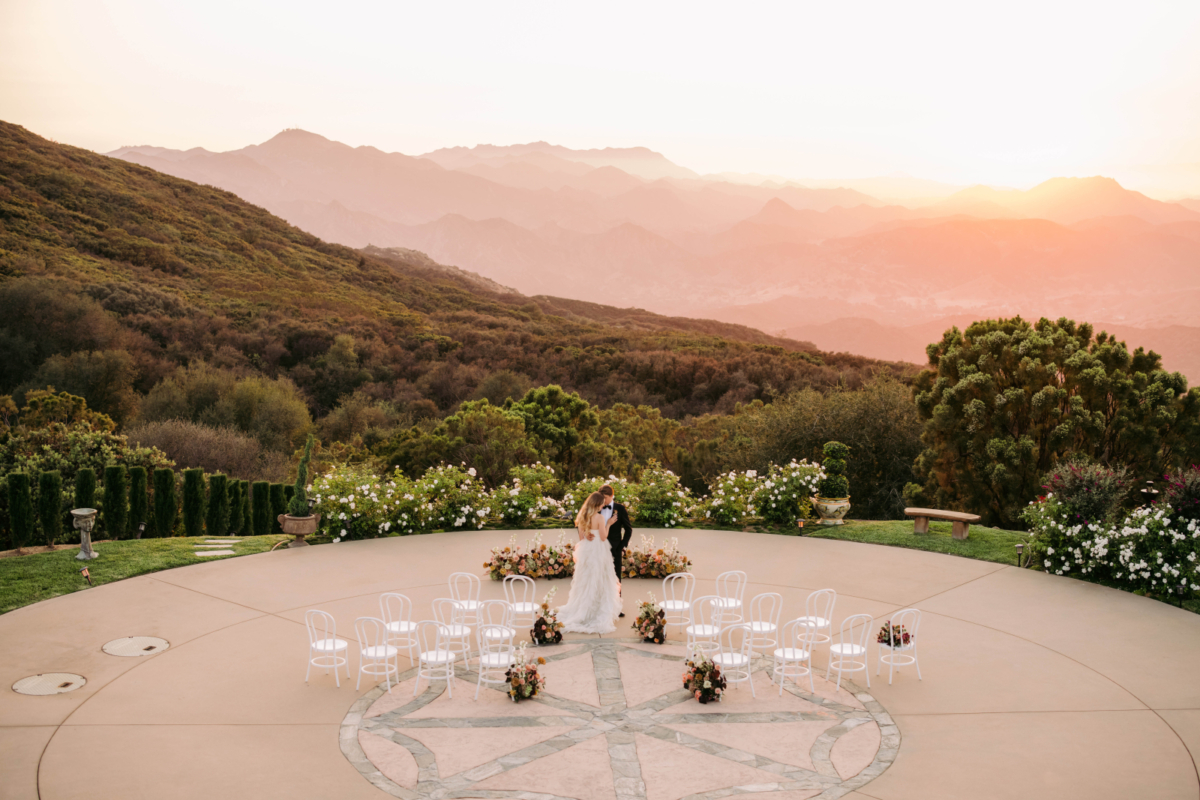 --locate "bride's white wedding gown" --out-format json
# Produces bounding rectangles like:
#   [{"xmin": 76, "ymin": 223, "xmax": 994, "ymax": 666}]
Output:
[{"xmin": 558, "ymin": 523, "xmax": 622, "ymax": 634}]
